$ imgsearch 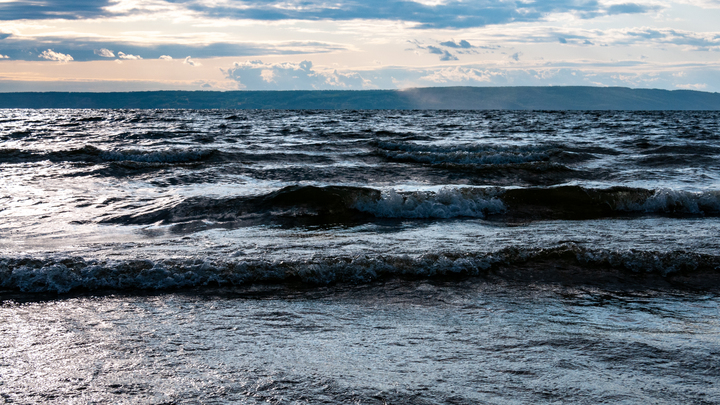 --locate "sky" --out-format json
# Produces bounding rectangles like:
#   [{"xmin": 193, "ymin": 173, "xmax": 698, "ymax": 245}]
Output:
[{"xmin": 1, "ymin": 0, "xmax": 720, "ymax": 92}]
